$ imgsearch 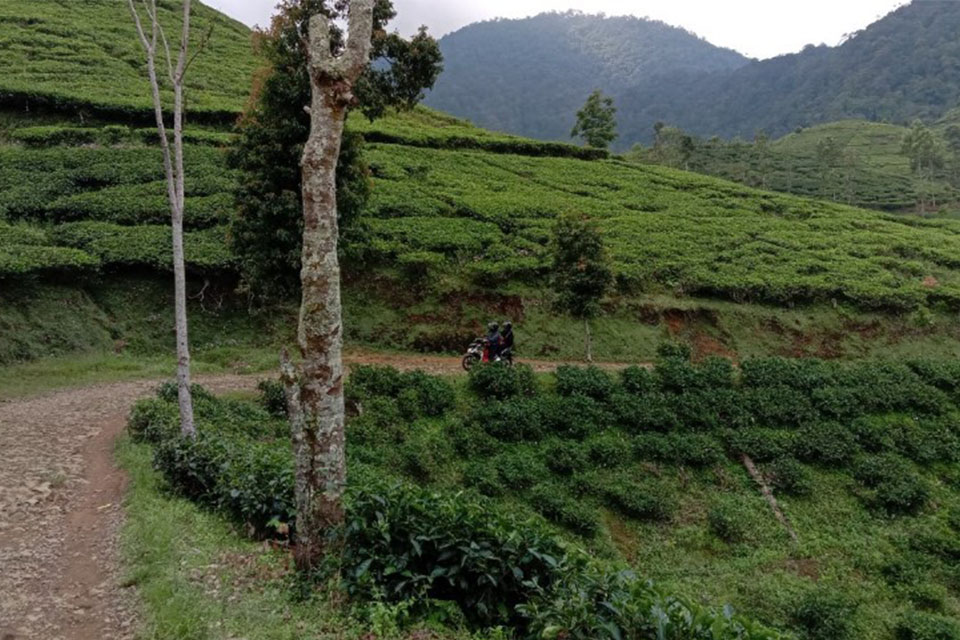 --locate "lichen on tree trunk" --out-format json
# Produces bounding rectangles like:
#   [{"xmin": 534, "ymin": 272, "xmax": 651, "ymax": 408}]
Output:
[{"xmin": 282, "ymin": 0, "xmax": 375, "ymax": 572}]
